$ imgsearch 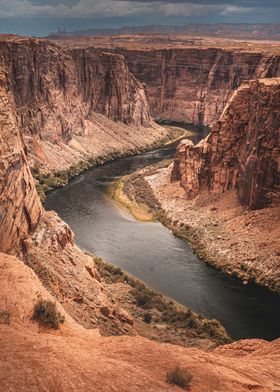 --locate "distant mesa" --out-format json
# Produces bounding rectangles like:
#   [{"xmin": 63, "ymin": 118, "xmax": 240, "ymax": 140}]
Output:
[{"xmin": 47, "ymin": 23, "xmax": 280, "ymax": 41}]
